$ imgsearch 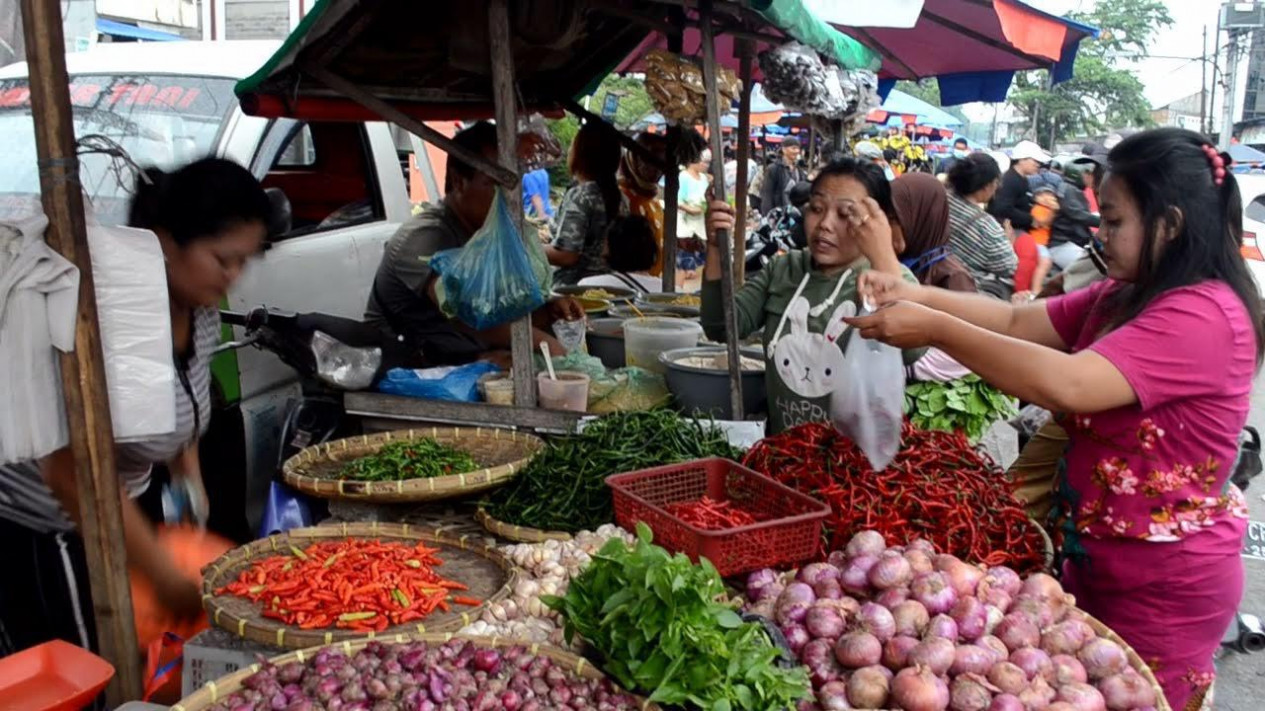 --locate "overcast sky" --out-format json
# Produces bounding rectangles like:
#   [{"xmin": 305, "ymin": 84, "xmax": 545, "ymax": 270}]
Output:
[{"xmin": 1026, "ymin": 0, "xmax": 1223, "ymax": 108}]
